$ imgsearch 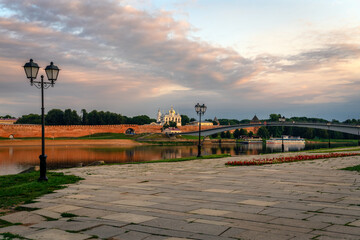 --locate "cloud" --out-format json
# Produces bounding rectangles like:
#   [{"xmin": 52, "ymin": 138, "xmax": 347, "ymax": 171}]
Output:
[{"xmin": 0, "ymin": 0, "xmax": 359, "ymax": 120}]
